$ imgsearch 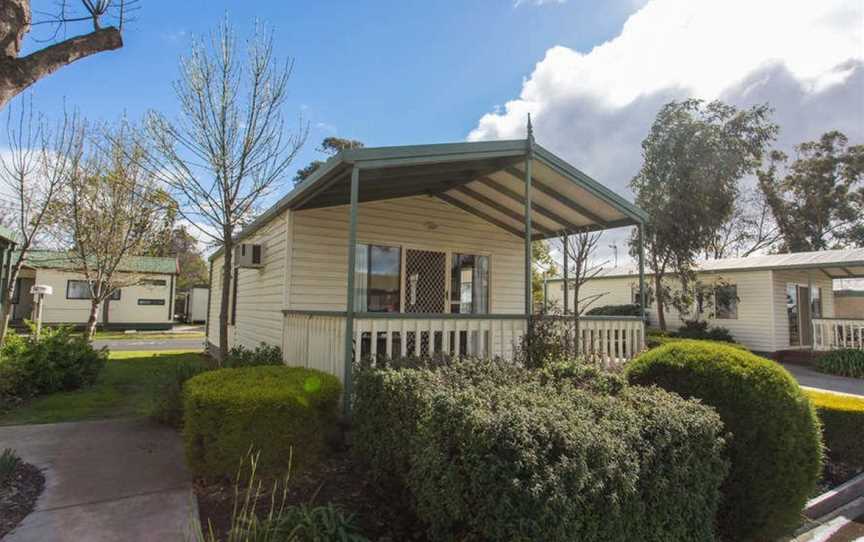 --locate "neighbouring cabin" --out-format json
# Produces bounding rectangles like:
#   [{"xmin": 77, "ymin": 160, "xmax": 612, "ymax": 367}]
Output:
[
  {"xmin": 8, "ymin": 250, "xmax": 179, "ymax": 331},
  {"xmin": 207, "ymin": 138, "xmax": 649, "ymax": 390},
  {"xmin": 545, "ymin": 249, "xmax": 864, "ymax": 355},
  {"xmin": 0, "ymin": 225, "xmax": 18, "ymax": 316}
]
